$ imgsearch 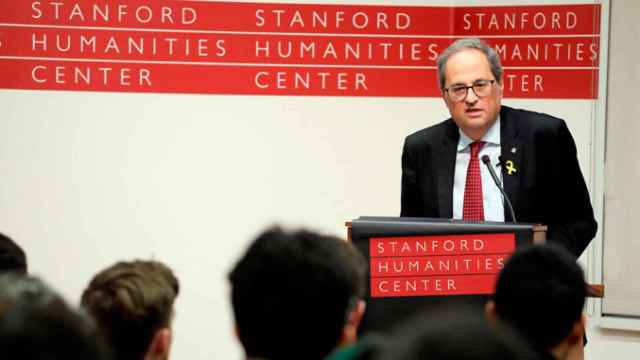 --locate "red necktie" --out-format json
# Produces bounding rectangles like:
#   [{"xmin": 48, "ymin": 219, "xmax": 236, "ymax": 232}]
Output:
[{"xmin": 463, "ymin": 141, "xmax": 485, "ymax": 221}]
